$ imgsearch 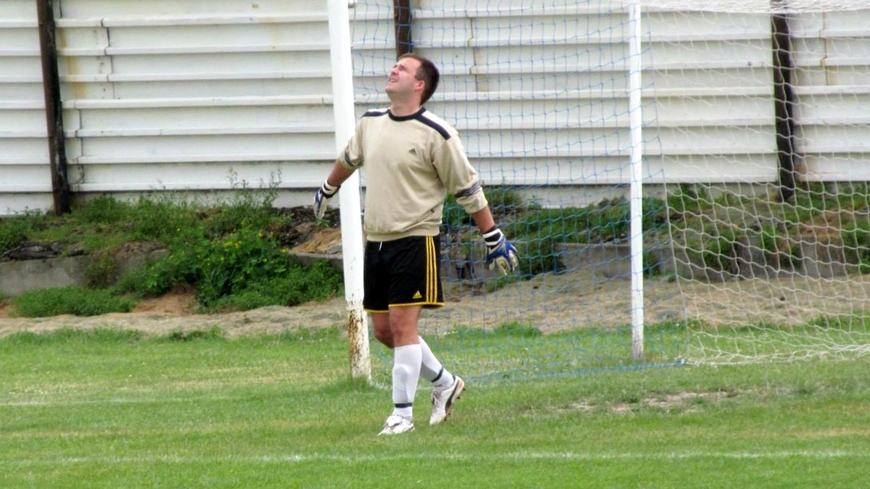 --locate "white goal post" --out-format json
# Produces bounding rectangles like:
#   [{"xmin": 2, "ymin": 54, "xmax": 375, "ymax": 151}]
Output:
[
  {"xmin": 331, "ymin": 0, "xmax": 870, "ymax": 380},
  {"xmin": 328, "ymin": 0, "xmax": 369, "ymax": 380}
]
